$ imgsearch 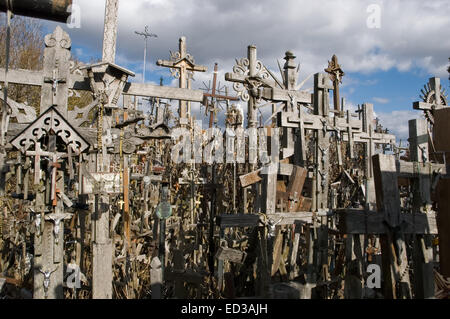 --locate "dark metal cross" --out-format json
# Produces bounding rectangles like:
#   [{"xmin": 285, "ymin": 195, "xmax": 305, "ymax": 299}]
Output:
[{"xmin": 202, "ymin": 63, "xmax": 239, "ymax": 128}]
